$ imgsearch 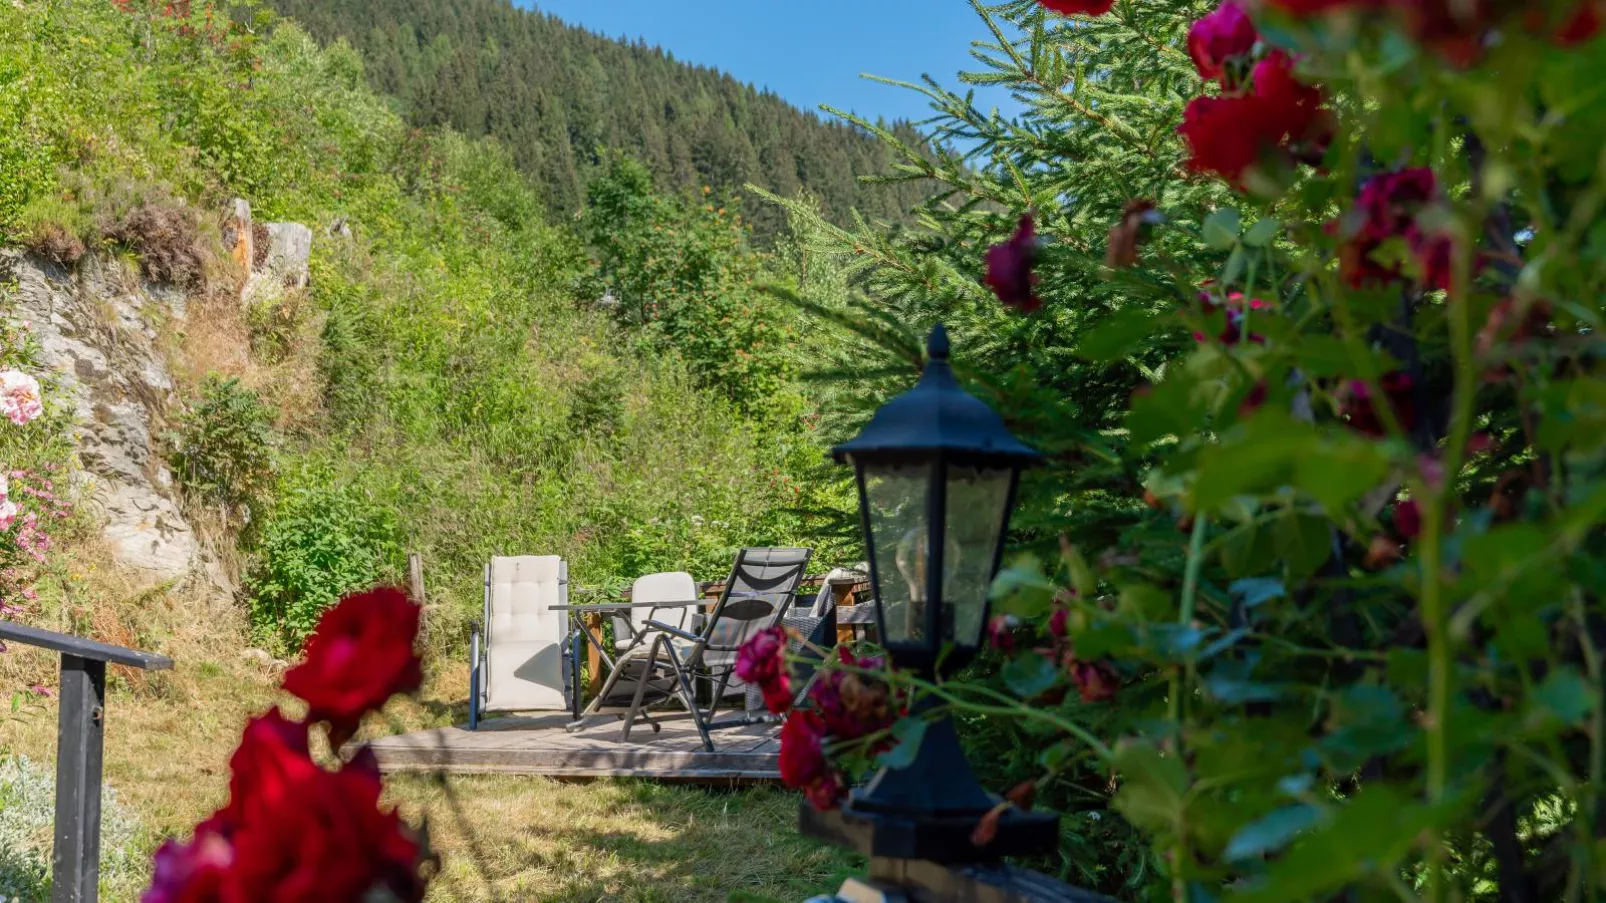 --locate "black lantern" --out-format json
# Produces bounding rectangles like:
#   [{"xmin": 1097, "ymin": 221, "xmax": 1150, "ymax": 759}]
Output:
[
  {"xmin": 815, "ymin": 324, "xmax": 1058, "ymax": 863},
  {"xmin": 833, "ymin": 324, "xmax": 1041, "ymax": 675}
]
